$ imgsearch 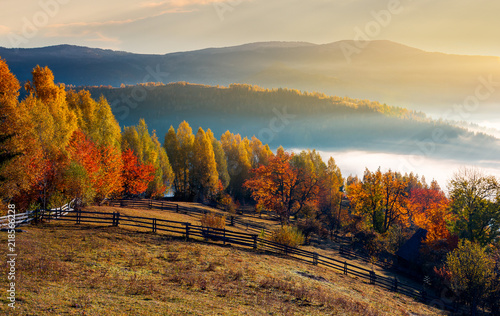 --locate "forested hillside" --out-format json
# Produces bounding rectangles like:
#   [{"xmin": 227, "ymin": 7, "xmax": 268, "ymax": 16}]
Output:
[
  {"xmin": 85, "ymin": 82, "xmax": 500, "ymax": 163},
  {"xmin": 3, "ymin": 41, "xmax": 500, "ymax": 116}
]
